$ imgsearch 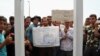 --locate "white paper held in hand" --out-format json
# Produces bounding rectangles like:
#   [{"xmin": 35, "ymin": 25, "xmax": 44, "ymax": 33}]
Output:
[{"xmin": 32, "ymin": 26, "xmax": 60, "ymax": 47}]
